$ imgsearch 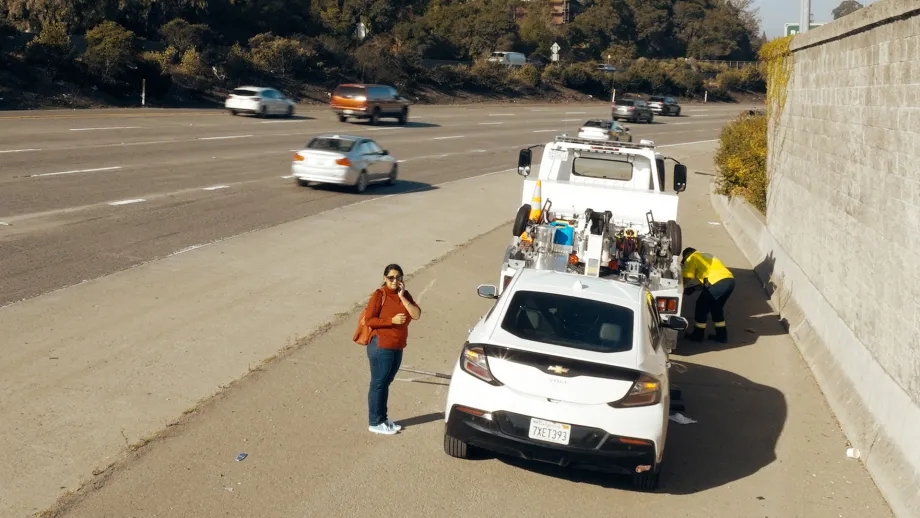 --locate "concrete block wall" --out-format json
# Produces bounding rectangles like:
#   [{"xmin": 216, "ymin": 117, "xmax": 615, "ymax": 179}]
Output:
[{"xmin": 736, "ymin": 0, "xmax": 920, "ymax": 515}]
